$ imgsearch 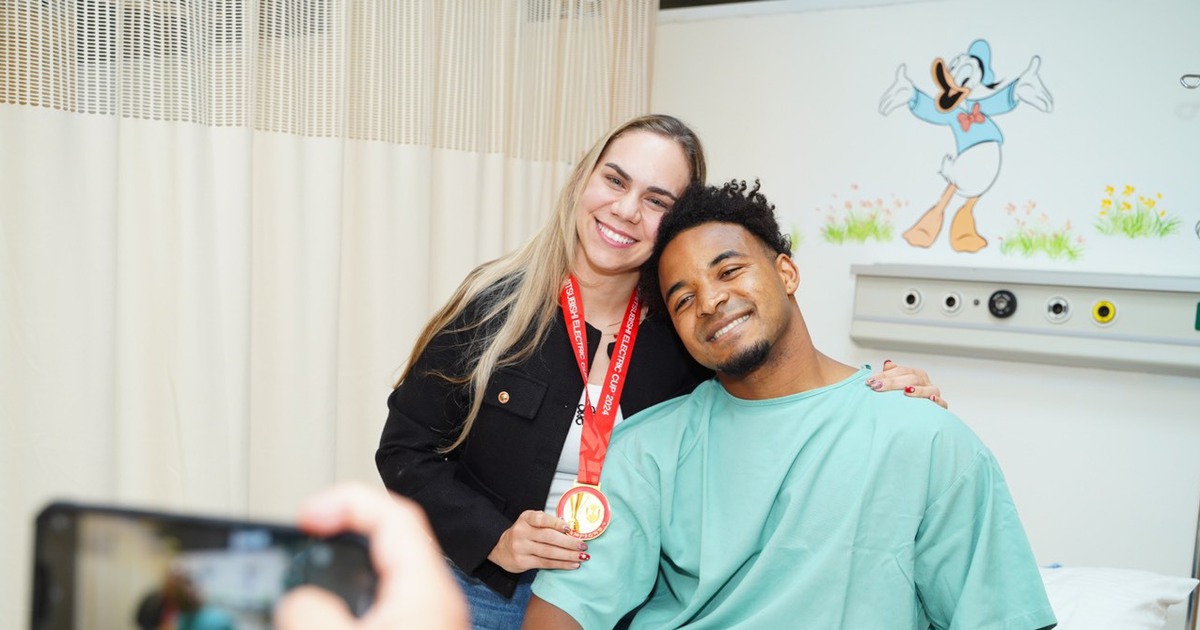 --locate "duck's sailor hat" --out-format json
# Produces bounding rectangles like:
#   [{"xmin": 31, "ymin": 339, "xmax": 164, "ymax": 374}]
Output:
[{"xmin": 967, "ymin": 39, "xmax": 996, "ymax": 85}]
